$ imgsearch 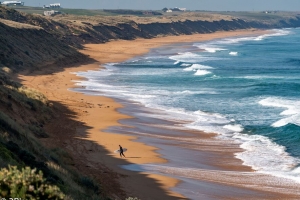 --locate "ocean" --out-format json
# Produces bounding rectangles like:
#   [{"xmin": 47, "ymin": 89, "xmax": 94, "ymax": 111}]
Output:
[{"xmin": 74, "ymin": 28, "xmax": 300, "ymax": 198}]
